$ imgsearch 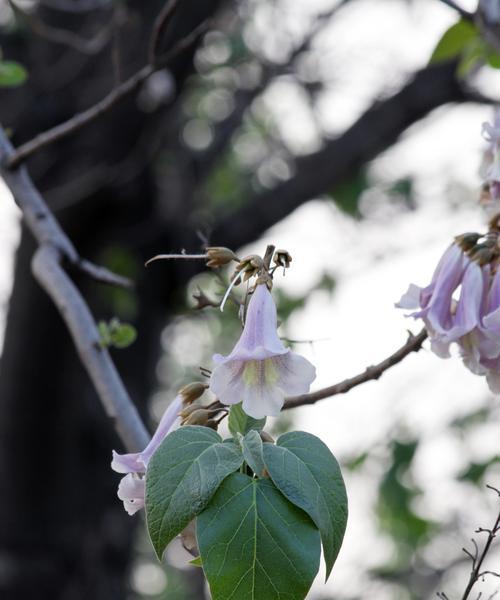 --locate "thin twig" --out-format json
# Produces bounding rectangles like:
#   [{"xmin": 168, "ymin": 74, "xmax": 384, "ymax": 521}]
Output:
[
  {"xmin": 148, "ymin": 0, "xmax": 180, "ymax": 65},
  {"xmin": 8, "ymin": 0, "xmax": 117, "ymax": 54},
  {"xmin": 0, "ymin": 126, "xmax": 147, "ymax": 452},
  {"xmin": 284, "ymin": 328, "xmax": 428, "ymax": 409},
  {"xmin": 7, "ymin": 19, "xmax": 209, "ymax": 168},
  {"xmin": 437, "ymin": 0, "xmax": 475, "ymax": 20},
  {"xmin": 145, "ymin": 253, "xmax": 208, "ymax": 266},
  {"xmin": 457, "ymin": 487, "xmax": 500, "ymax": 600}
]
